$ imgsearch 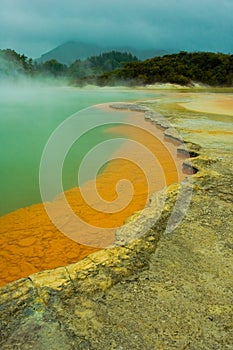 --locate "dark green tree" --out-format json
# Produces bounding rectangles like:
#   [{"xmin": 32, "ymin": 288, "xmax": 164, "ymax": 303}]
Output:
[{"xmin": 42, "ymin": 59, "xmax": 67, "ymax": 76}]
